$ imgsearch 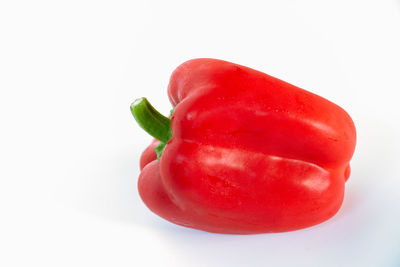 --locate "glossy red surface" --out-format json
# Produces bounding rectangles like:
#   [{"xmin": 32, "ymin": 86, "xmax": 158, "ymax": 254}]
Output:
[{"xmin": 138, "ymin": 58, "xmax": 356, "ymax": 234}]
